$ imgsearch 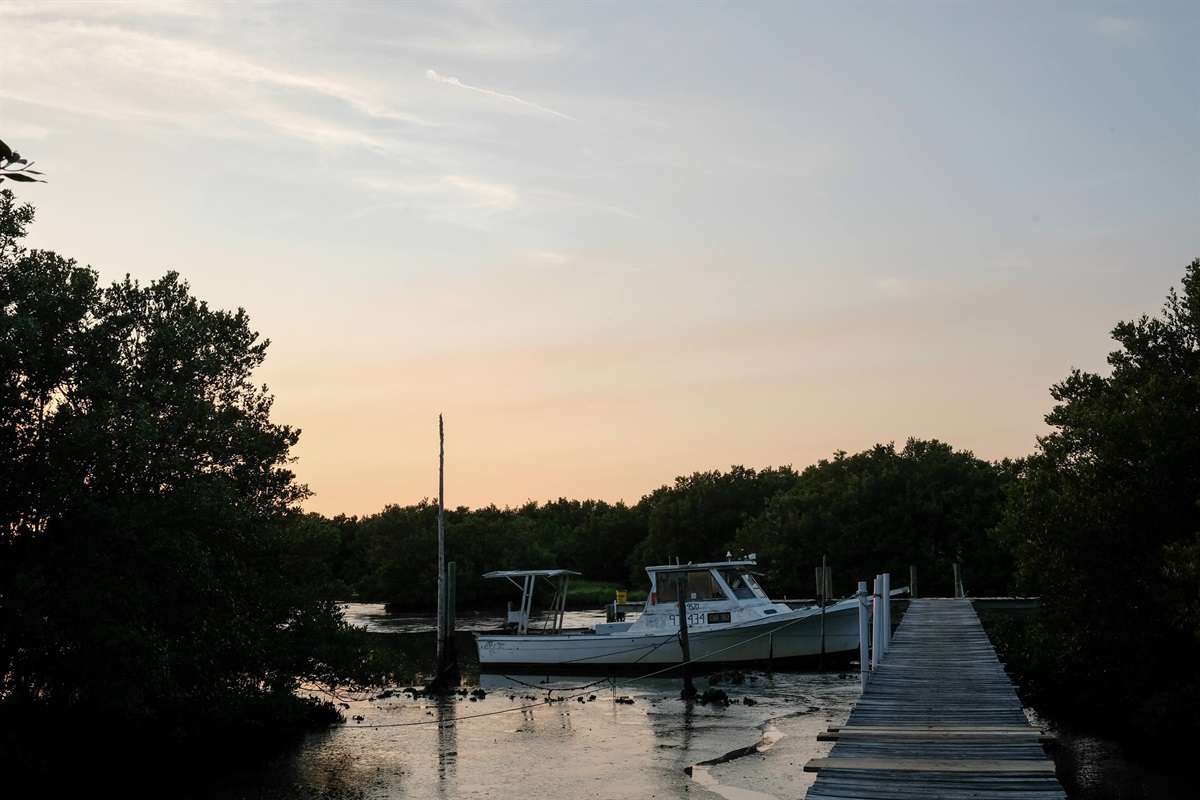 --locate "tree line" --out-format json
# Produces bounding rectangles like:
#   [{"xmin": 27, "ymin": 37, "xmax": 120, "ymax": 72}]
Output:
[
  {"xmin": 313, "ymin": 446, "xmax": 1013, "ymax": 610},
  {"xmin": 2, "ymin": 185, "xmax": 1197, "ymax": 783}
]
